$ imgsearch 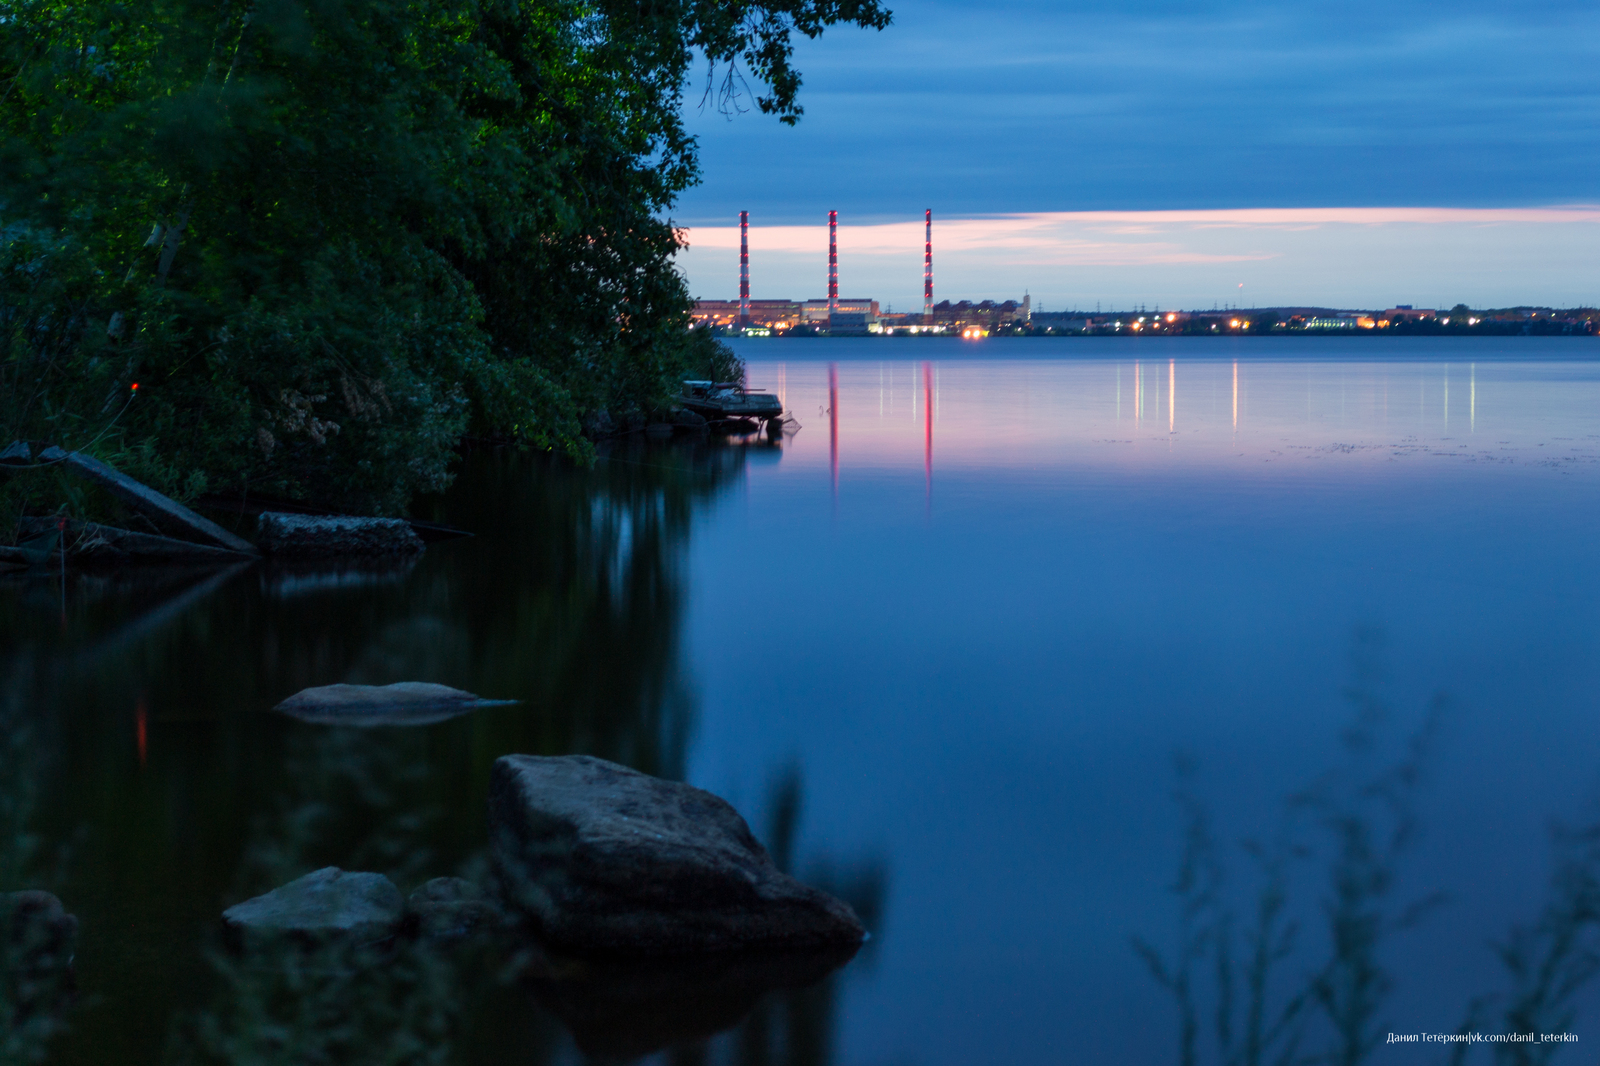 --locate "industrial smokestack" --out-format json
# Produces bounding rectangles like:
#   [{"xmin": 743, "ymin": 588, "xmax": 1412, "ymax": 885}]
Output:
[
  {"xmin": 739, "ymin": 211, "xmax": 750, "ymax": 327},
  {"xmin": 924, "ymin": 209, "xmax": 933, "ymax": 318},
  {"xmin": 827, "ymin": 210, "xmax": 838, "ymax": 319}
]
